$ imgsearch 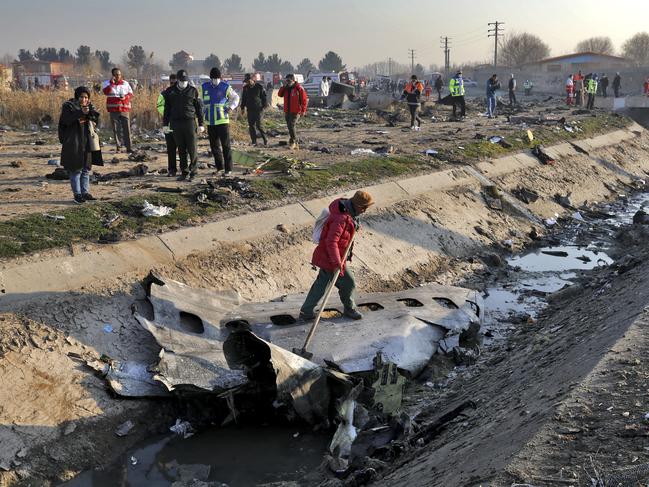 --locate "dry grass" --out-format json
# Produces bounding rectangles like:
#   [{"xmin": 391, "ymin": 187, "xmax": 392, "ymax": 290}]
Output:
[{"xmin": 0, "ymin": 89, "xmax": 161, "ymax": 130}]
